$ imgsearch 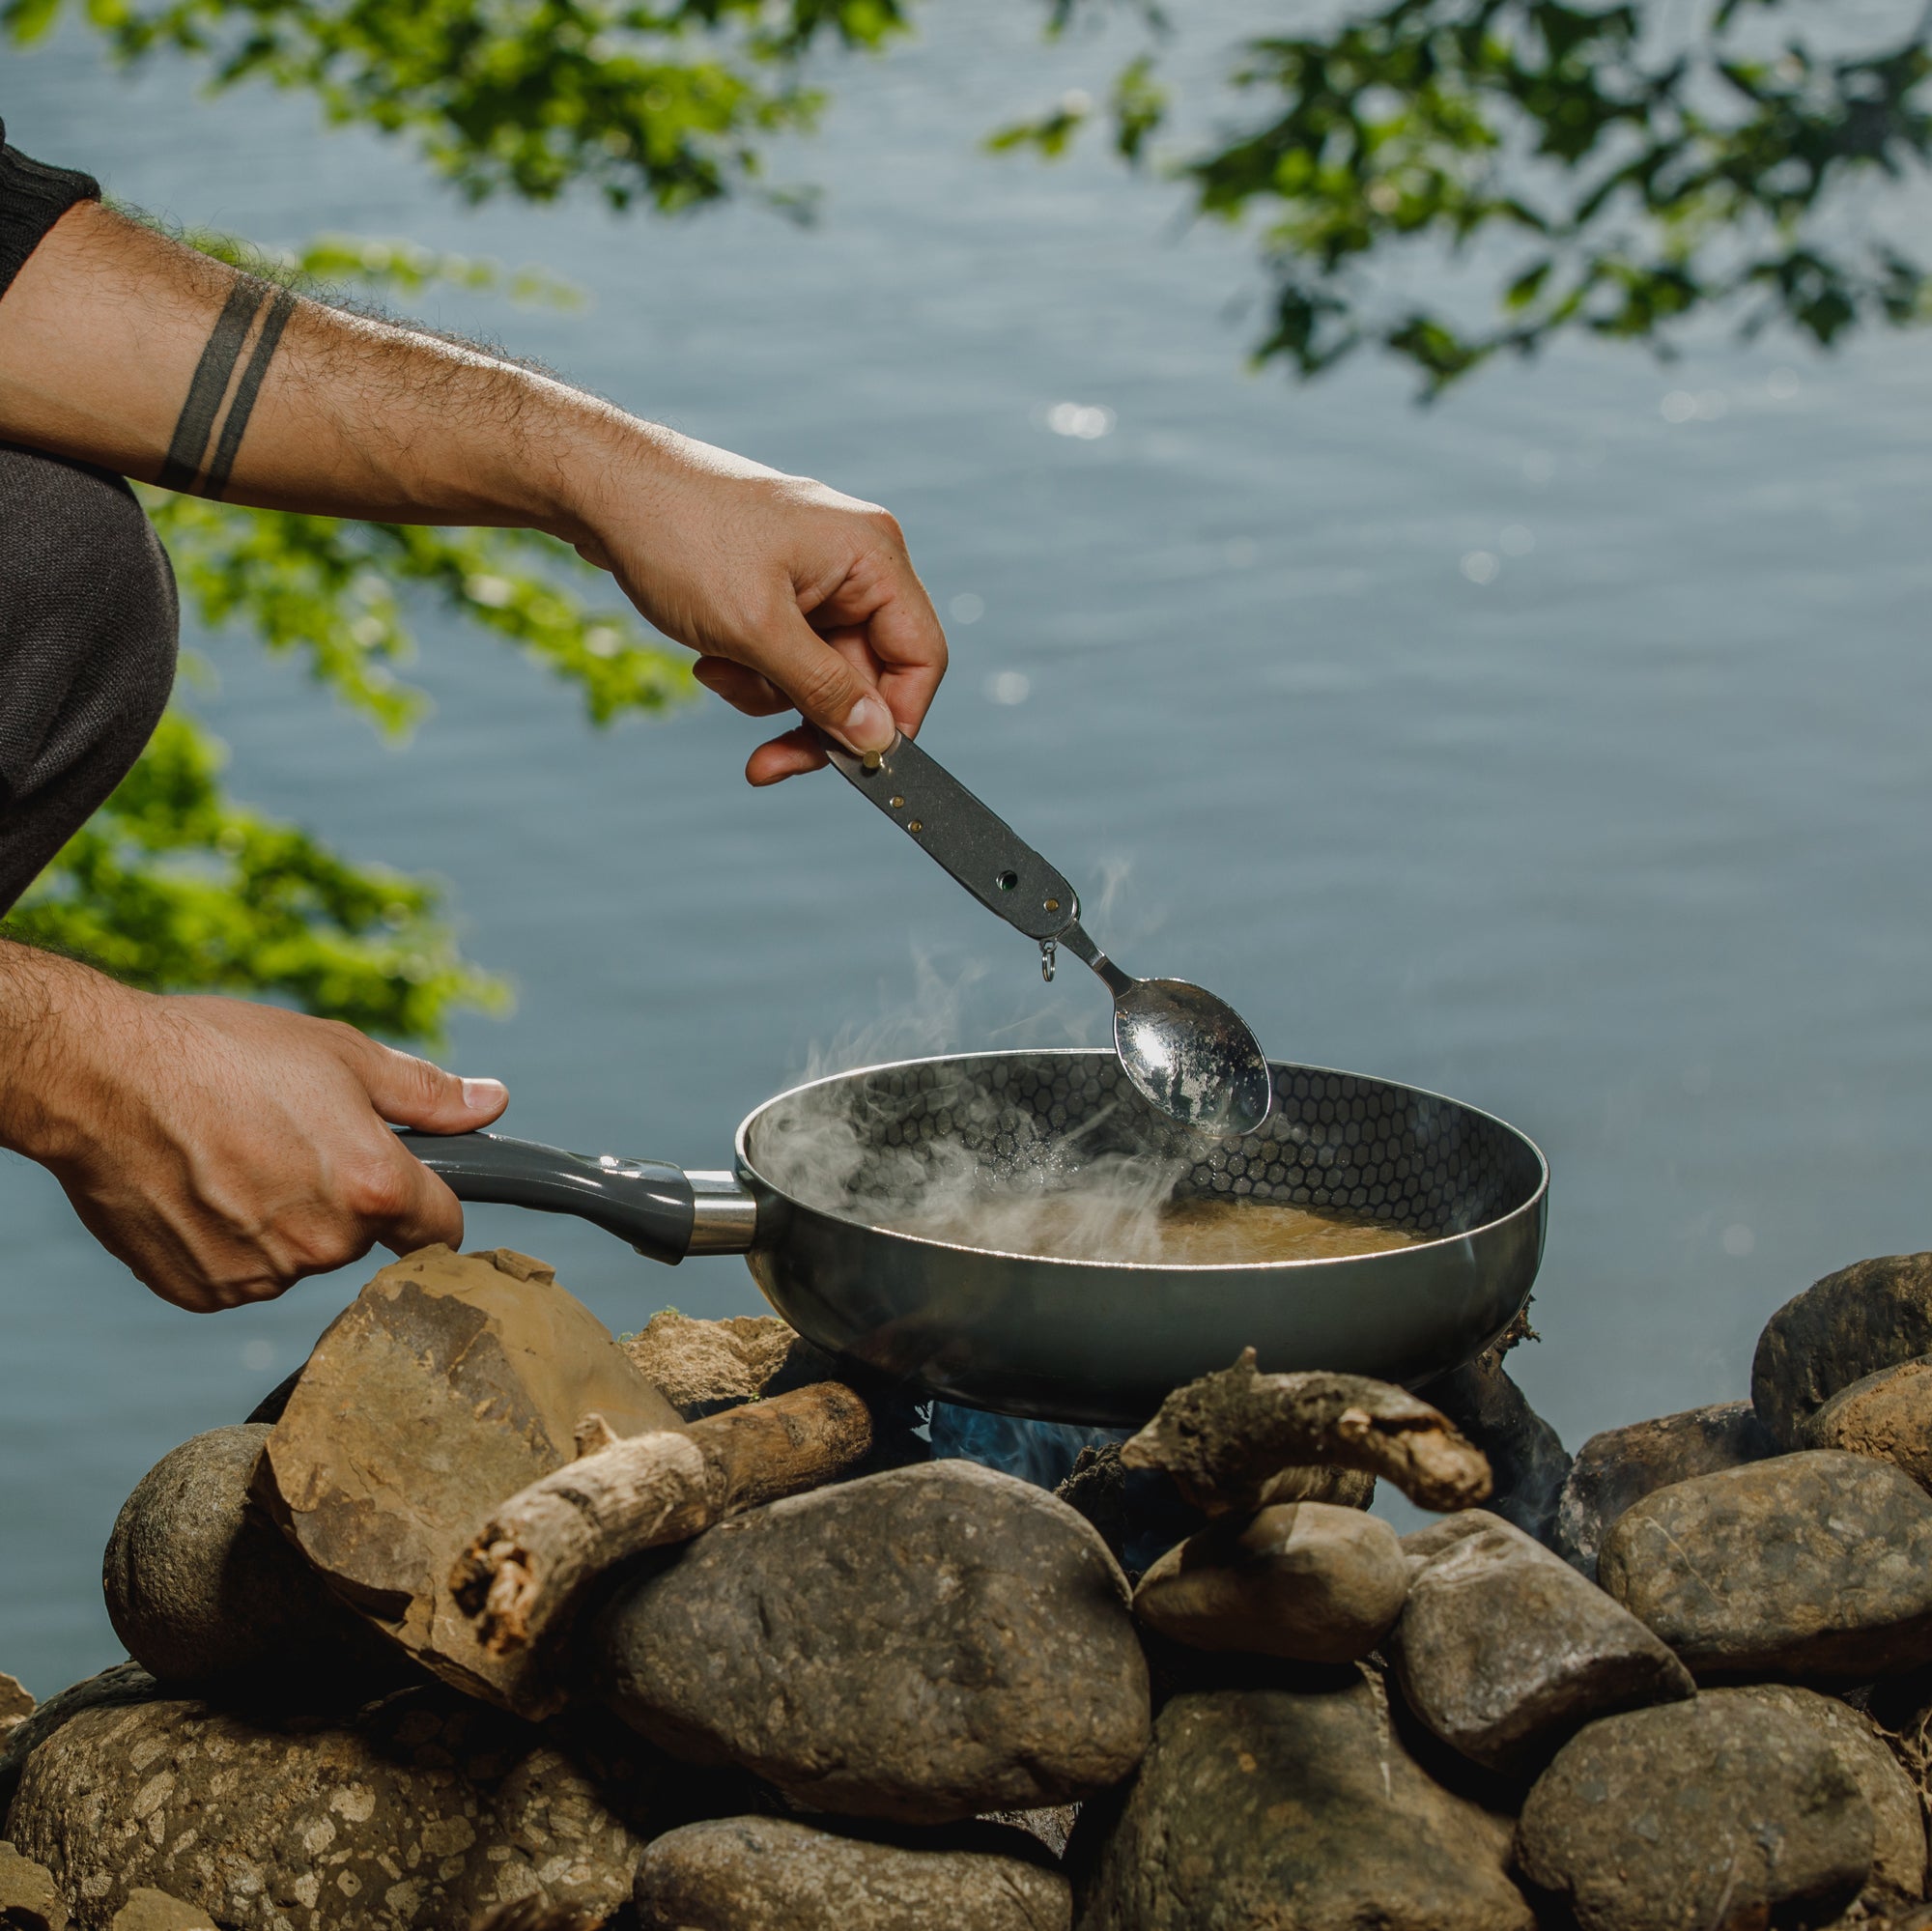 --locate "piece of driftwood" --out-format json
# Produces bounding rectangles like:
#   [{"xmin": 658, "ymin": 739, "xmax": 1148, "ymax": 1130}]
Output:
[
  {"xmin": 452, "ymin": 1380, "xmax": 874, "ymax": 1656},
  {"xmin": 1121, "ymin": 1349, "xmax": 1492, "ymax": 1516}
]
